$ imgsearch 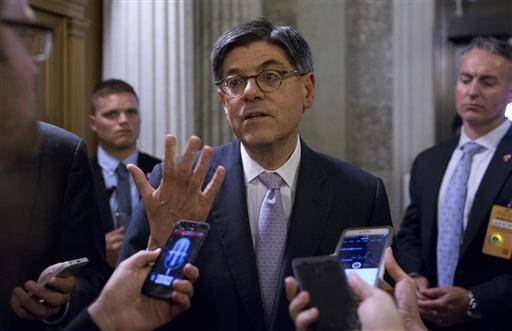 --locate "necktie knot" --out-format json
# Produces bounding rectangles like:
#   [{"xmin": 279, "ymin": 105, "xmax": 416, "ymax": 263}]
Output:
[
  {"xmin": 258, "ymin": 172, "xmax": 283, "ymax": 190},
  {"xmin": 461, "ymin": 142, "xmax": 484, "ymax": 157},
  {"xmin": 116, "ymin": 163, "xmax": 129, "ymax": 178}
]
